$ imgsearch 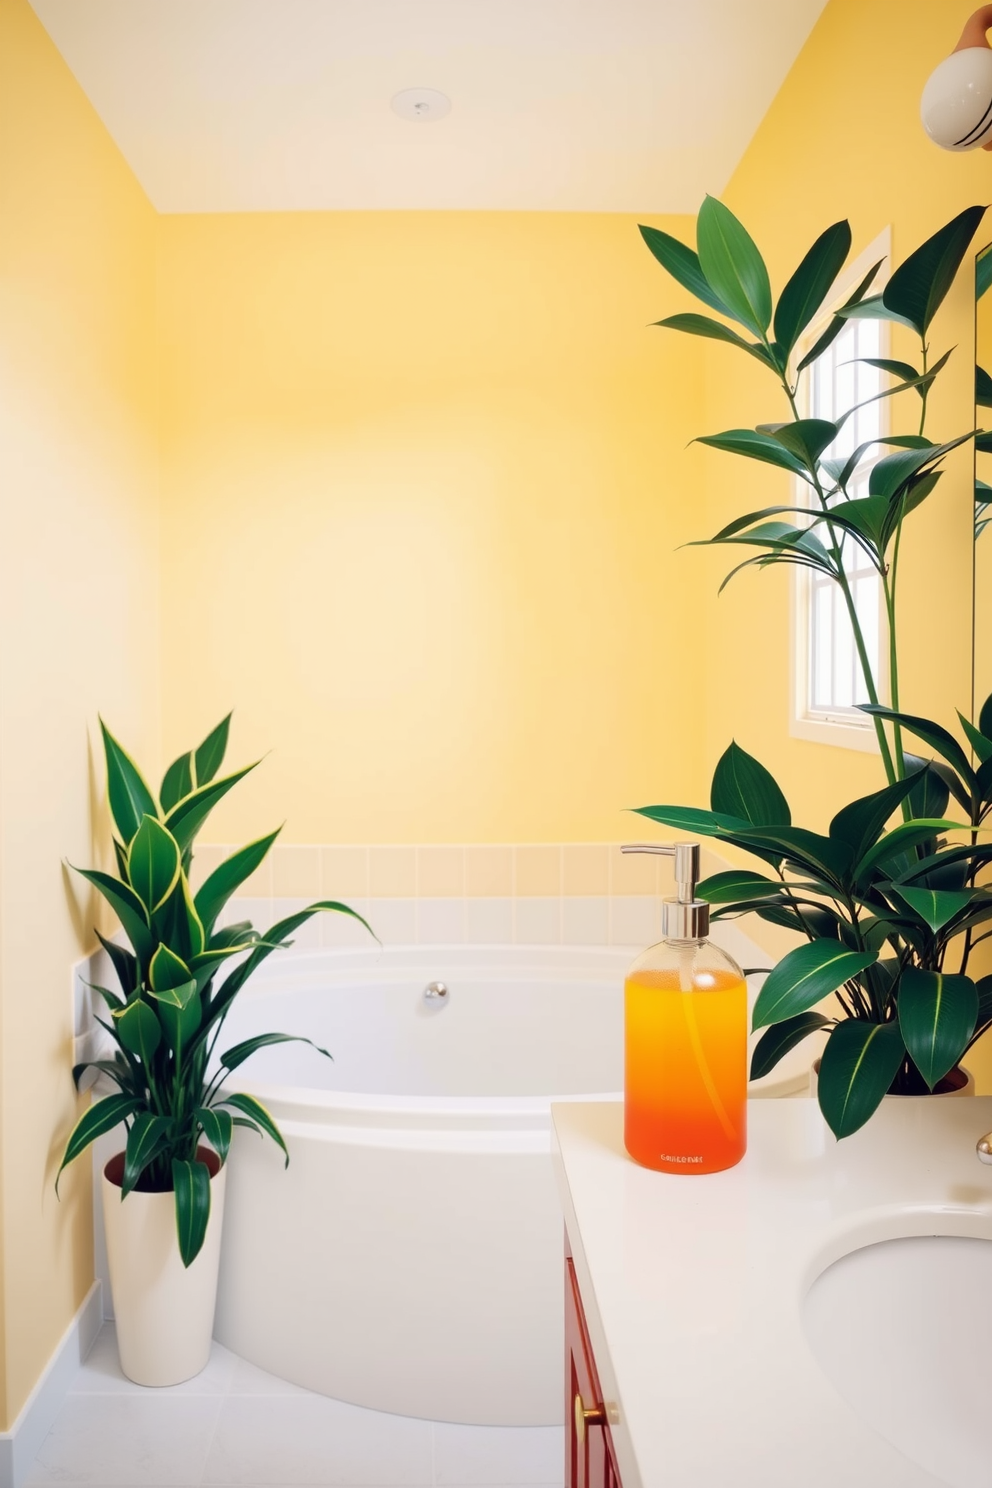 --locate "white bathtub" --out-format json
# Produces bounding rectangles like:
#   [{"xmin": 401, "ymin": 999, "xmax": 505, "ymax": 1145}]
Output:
[{"xmin": 211, "ymin": 943, "xmax": 629, "ymax": 1426}]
